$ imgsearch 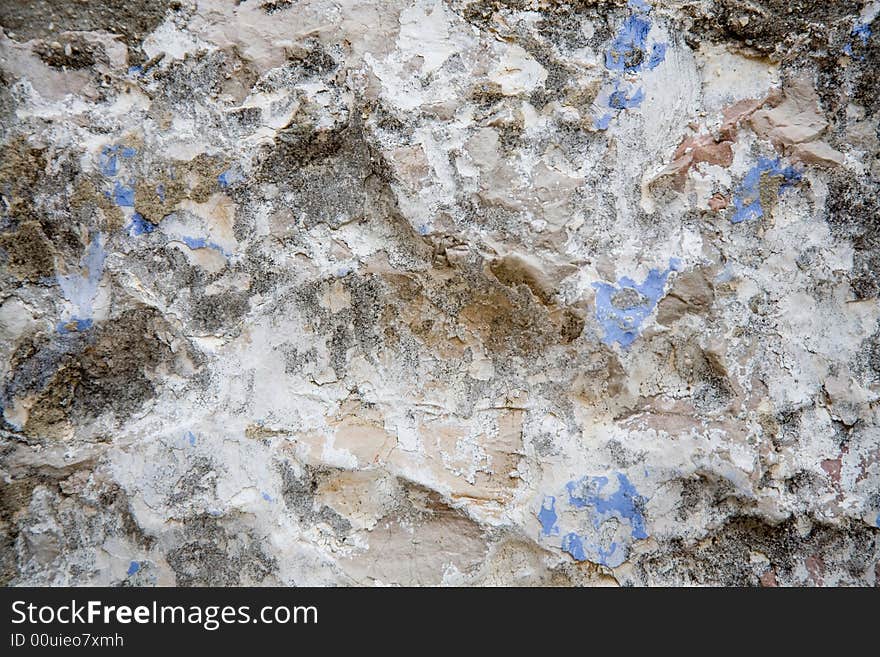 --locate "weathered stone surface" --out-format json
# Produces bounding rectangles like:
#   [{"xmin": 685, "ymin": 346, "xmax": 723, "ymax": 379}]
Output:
[{"xmin": 1, "ymin": 0, "xmax": 878, "ymax": 586}]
